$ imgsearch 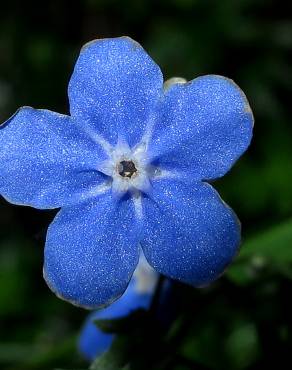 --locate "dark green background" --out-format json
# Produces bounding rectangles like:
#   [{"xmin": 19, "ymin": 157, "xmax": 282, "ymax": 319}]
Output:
[{"xmin": 0, "ymin": 0, "xmax": 292, "ymax": 369}]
